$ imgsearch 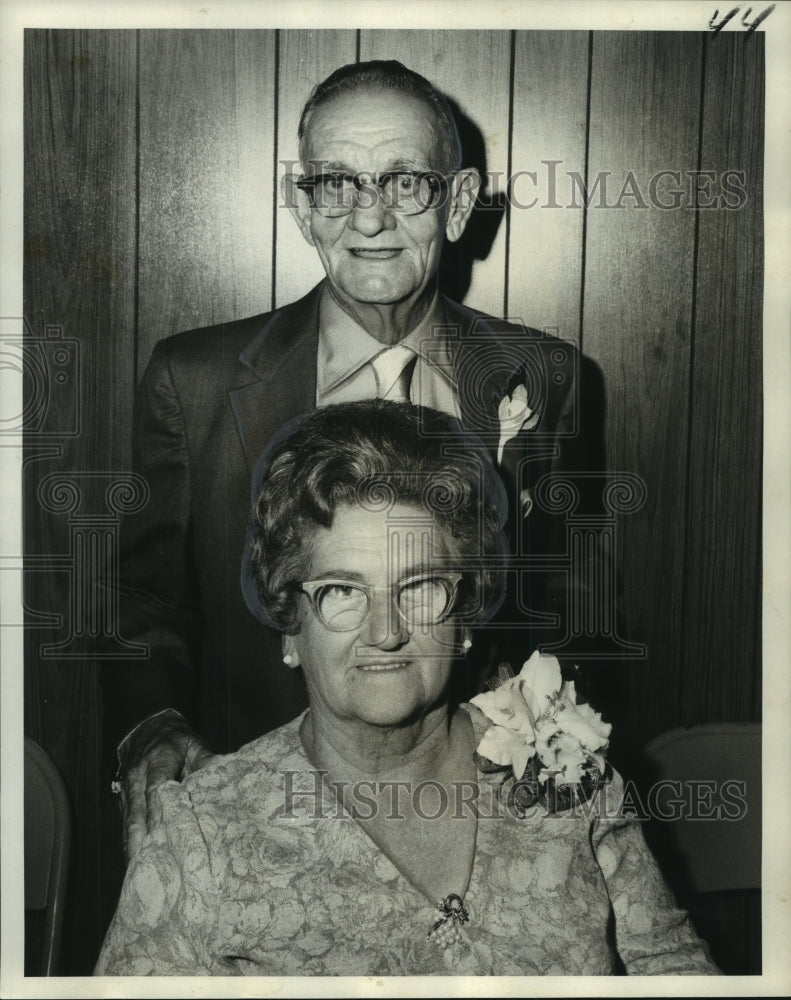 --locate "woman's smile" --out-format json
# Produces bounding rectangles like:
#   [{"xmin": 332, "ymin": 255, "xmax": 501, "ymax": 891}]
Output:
[
  {"xmin": 356, "ymin": 659, "xmax": 412, "ymax": 673},
  {"xmin": 355, "ymin": 660, "xmax": 412, "ymax": 674}
]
